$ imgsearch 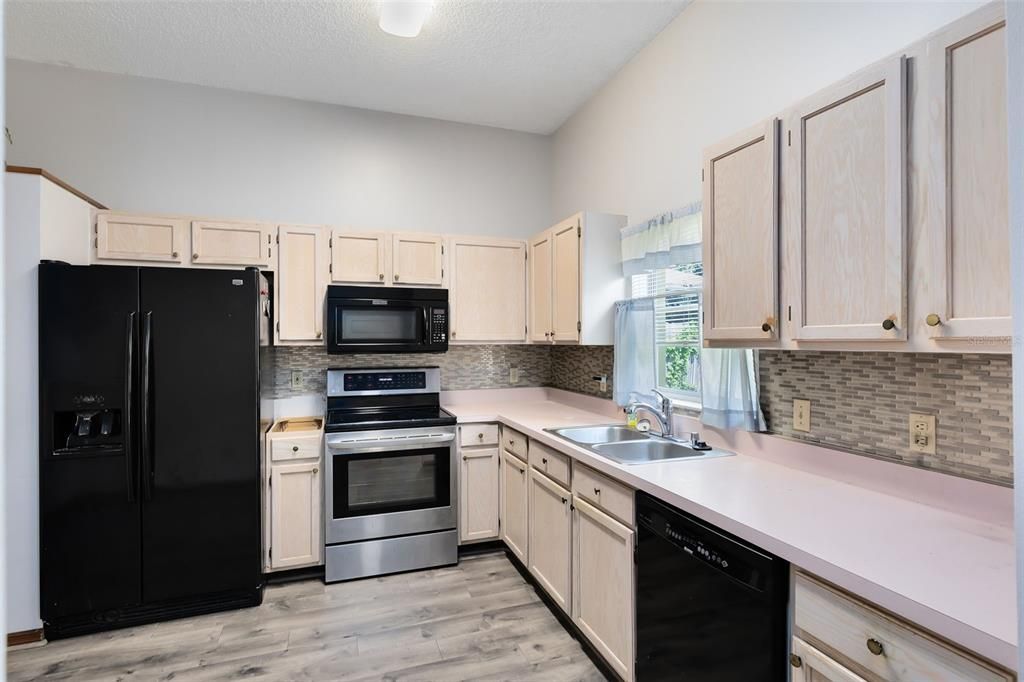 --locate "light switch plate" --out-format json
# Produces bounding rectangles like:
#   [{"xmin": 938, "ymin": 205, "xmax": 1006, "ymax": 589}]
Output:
[
  {"xmin": 793, "ymin": 399, "xmax": 811, "ymax": 432},
  {"xmin": 909, "ymin": 413, "xmax": 936, "ymax": 455}
]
